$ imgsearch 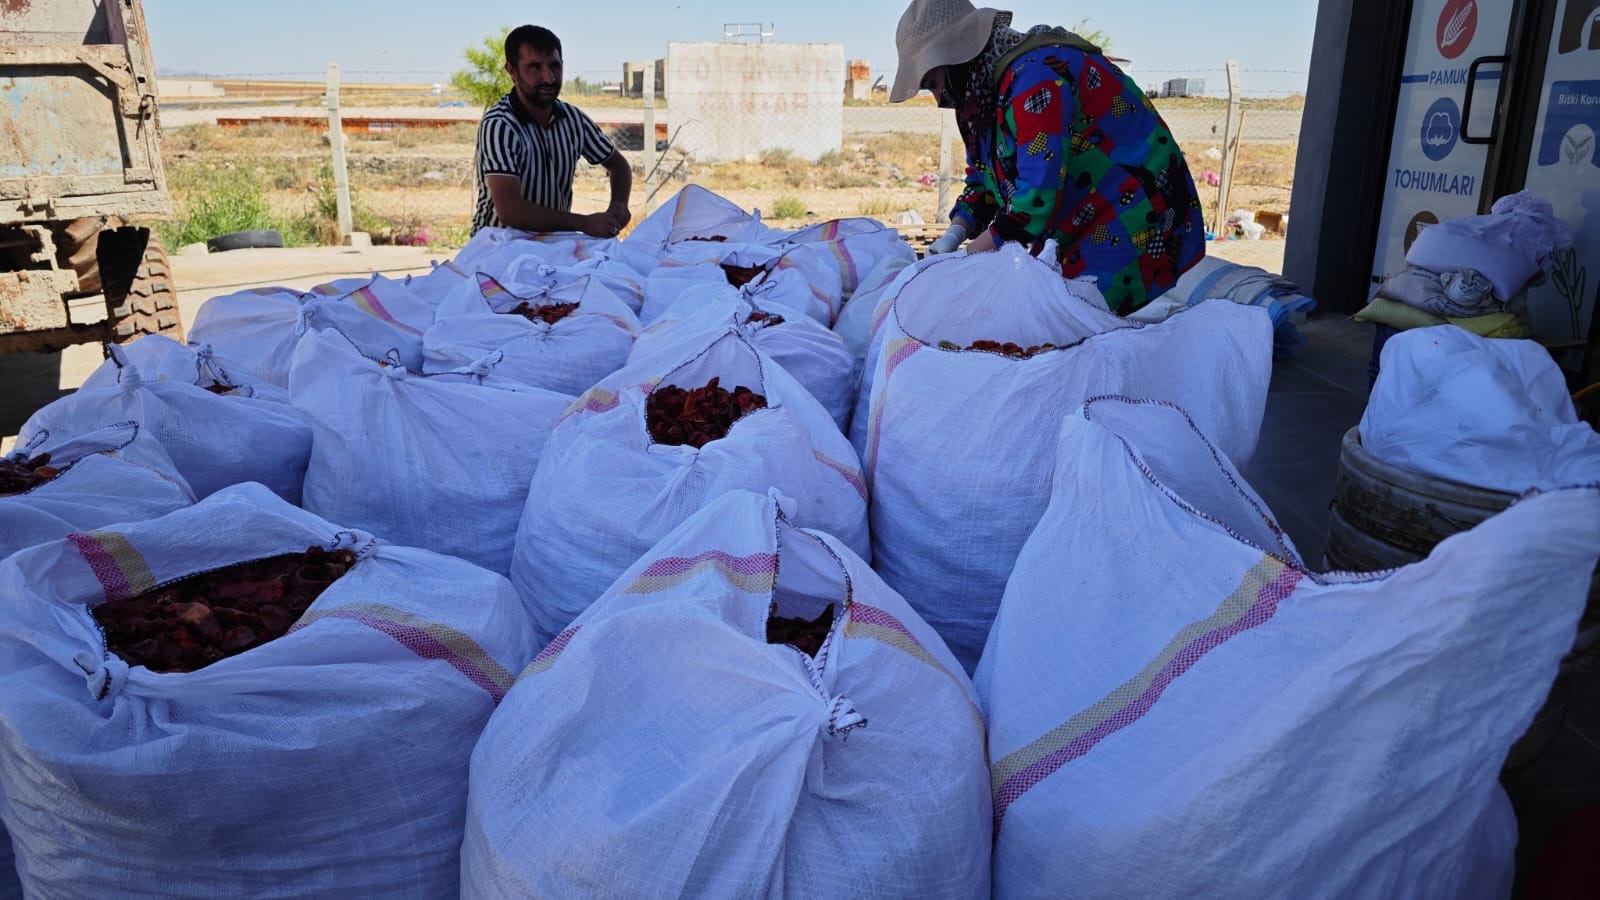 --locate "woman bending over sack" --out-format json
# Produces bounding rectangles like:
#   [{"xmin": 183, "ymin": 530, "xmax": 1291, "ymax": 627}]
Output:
[{"xmin": 893, "ymin": 0, "xmax": 1208, "ymax": 316}]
